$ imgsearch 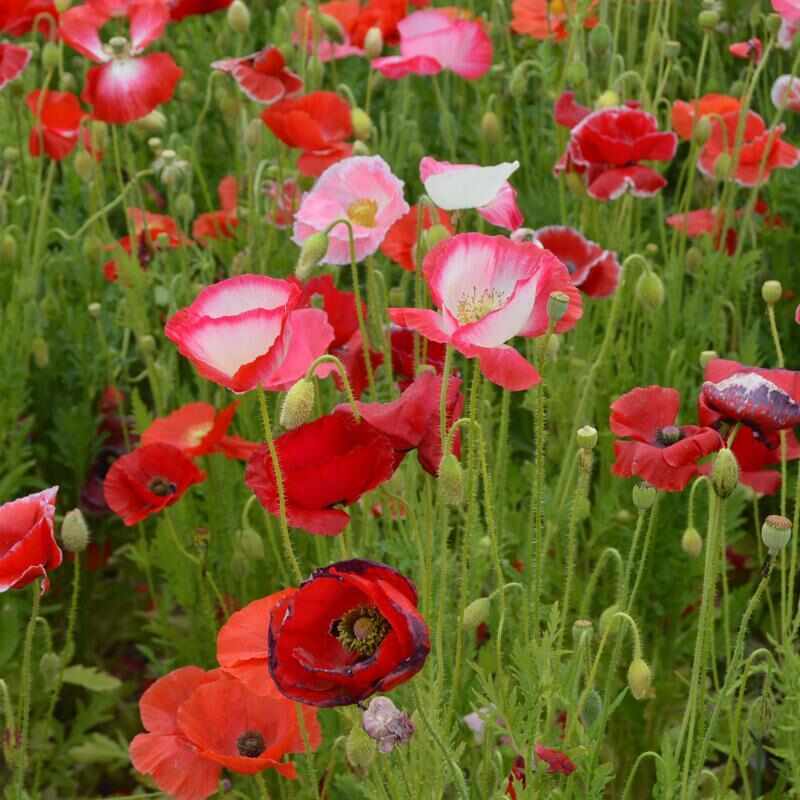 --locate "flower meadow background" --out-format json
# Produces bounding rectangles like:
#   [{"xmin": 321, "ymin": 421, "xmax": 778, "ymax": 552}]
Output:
[{"xmin": 4, "ymin": 0, "xmax": 800, "ymax": 798}]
